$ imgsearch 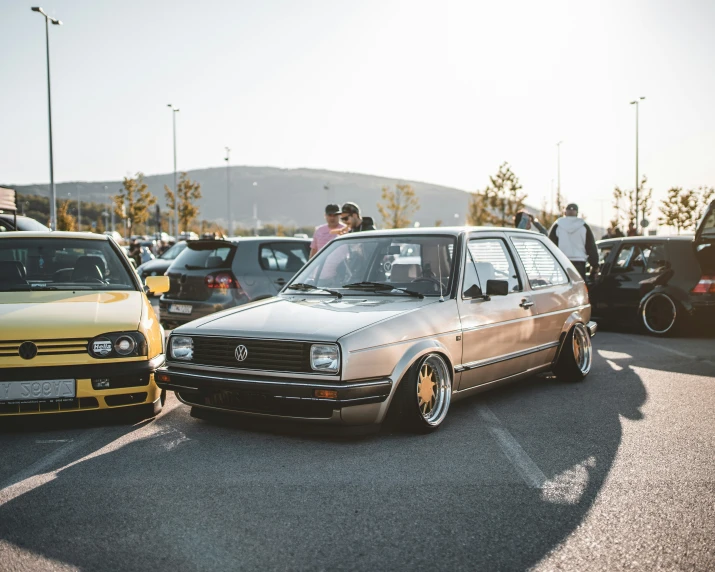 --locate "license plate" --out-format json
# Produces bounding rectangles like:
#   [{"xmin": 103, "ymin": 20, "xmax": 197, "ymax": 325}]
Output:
[
  {"xmin": 0, "ymin": 379, "xmax": 76, "ymax": 404},
  {"xmin": 169, "ymin": 304, "xmax": 193, "ymax": 314}
]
